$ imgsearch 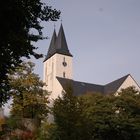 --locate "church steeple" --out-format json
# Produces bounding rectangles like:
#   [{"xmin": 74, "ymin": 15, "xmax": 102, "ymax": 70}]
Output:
[
  {"xmin": 55, "ymin": 24, "xmax": 72, "ymax": 57},
  {"xmin": 44, "ymin": 24, "xmax": 72, "ymax": 61},
  {"xmin": 46, "ymin": 29, "xmax": 57, "ymax": 59},
  {"xmin": 43, "ymin": 24, "xmax": 73, "ymax": 99}
]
